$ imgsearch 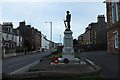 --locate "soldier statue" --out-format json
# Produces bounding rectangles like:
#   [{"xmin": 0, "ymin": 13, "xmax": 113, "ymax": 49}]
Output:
[{"xmin": 64, "ymin": 11, "xmax": 71, "ymax": 30}]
